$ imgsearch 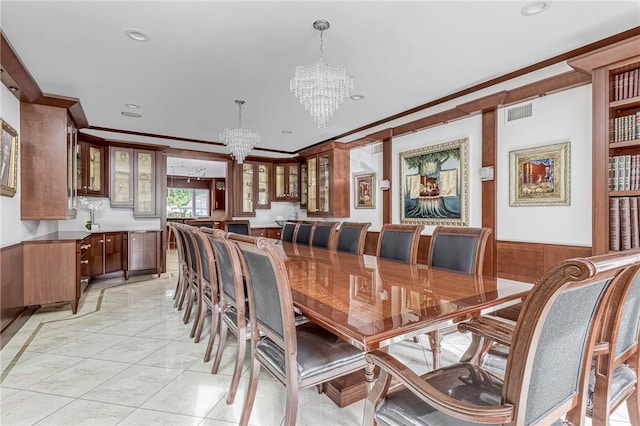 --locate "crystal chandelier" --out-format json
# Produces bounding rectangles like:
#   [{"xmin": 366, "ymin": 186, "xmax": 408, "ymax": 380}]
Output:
[
  {"xmin": 290, "ymin": 20, "xmax": 354, "ymax": 129},
  {"xmin": 220, "ymin": 100, "xmax": 260, "ymax": 164}
]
